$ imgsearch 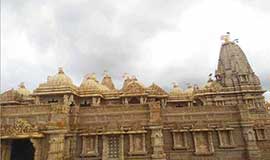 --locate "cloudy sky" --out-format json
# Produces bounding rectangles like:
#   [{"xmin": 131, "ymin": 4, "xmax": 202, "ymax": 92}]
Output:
[{"xmin": 1, "ymin": 0, "xmax": 270, "ymax": 99}]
